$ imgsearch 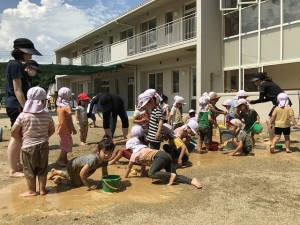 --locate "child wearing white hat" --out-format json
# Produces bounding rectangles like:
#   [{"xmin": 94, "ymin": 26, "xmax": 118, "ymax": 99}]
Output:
[
  {"xmin": 168, "ymin": 95, "xmax": 186, "ymax": 129},
  {"xmin": 269, "ymin": 93, "xmax": 300, "ymax": 153},
  {"xmin": 11, "ymin": 87, "xmax": 55, "ymax": 196}
]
